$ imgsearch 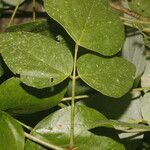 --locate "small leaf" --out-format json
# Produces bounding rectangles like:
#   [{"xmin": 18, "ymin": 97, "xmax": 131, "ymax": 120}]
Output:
[
  {"xmin": 0, "ymin": 32, "xmax": 73, "ymax": 88},
  {"xmin": 6, "ymin": 20, "xmax": 74, "ymax": 45},
  {"xmin": 122, "ymin": 32, "xmax": 146, "ymax": 79},
  {"xmin": 6, "ymin": 20, "xmax": 53, "ymax": 38},
  {"xmin": 0, "ymin": 110, "xmax": 24, "ymax": 150},
  {"xmin": 6, "ymin": 20, "xmax": 49, "ymax": 32},
  {"xmin": 77, "ymin": 54, "xmax": 135, "ymax": 98},
  {"xmin": 2, "ymin": 0, "xmax": 25, "ymax": 6},
  {"xmin": 44, "ymin": 0, "xmax": 125, "ymax": 56},
  {"xmin": 93, "ymin": 120, "xmax": 150, "ymax": 132},
  {"xmin": 0, "ymin": 78, "xmax": 67, "ymax": 114},
  {"xmin": 129, "ymin": 0, "xmax": 150, "ymax": 17},
  {"xmin": 25, "ymin": 105, "xmax": 125, "ymax": 150}
]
